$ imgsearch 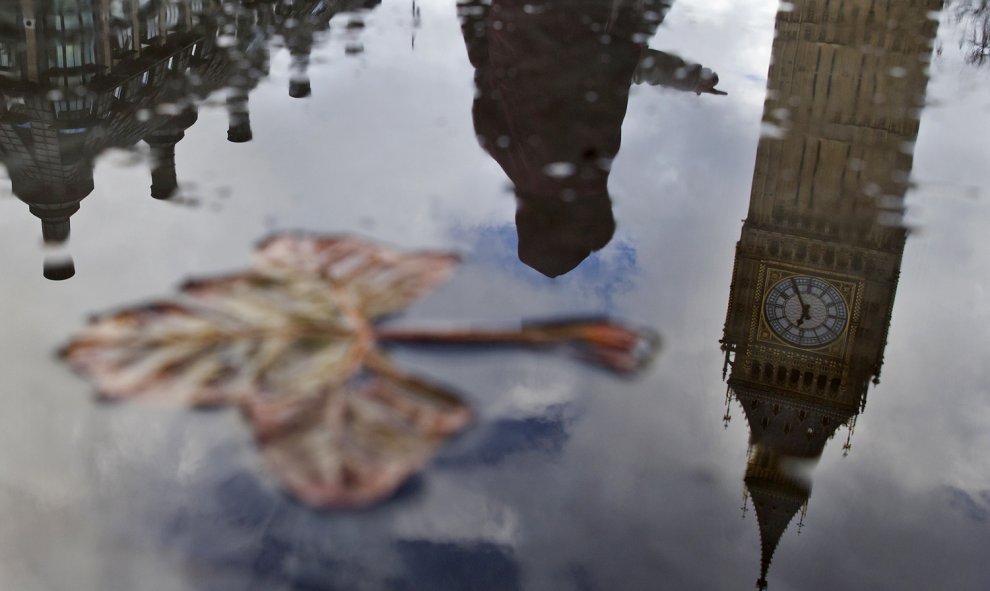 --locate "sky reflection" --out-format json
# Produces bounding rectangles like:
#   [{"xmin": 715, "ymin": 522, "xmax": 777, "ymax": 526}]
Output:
[{"xmin": 0, "ymin": 0, "xmax": 988, "ymax": 590}]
